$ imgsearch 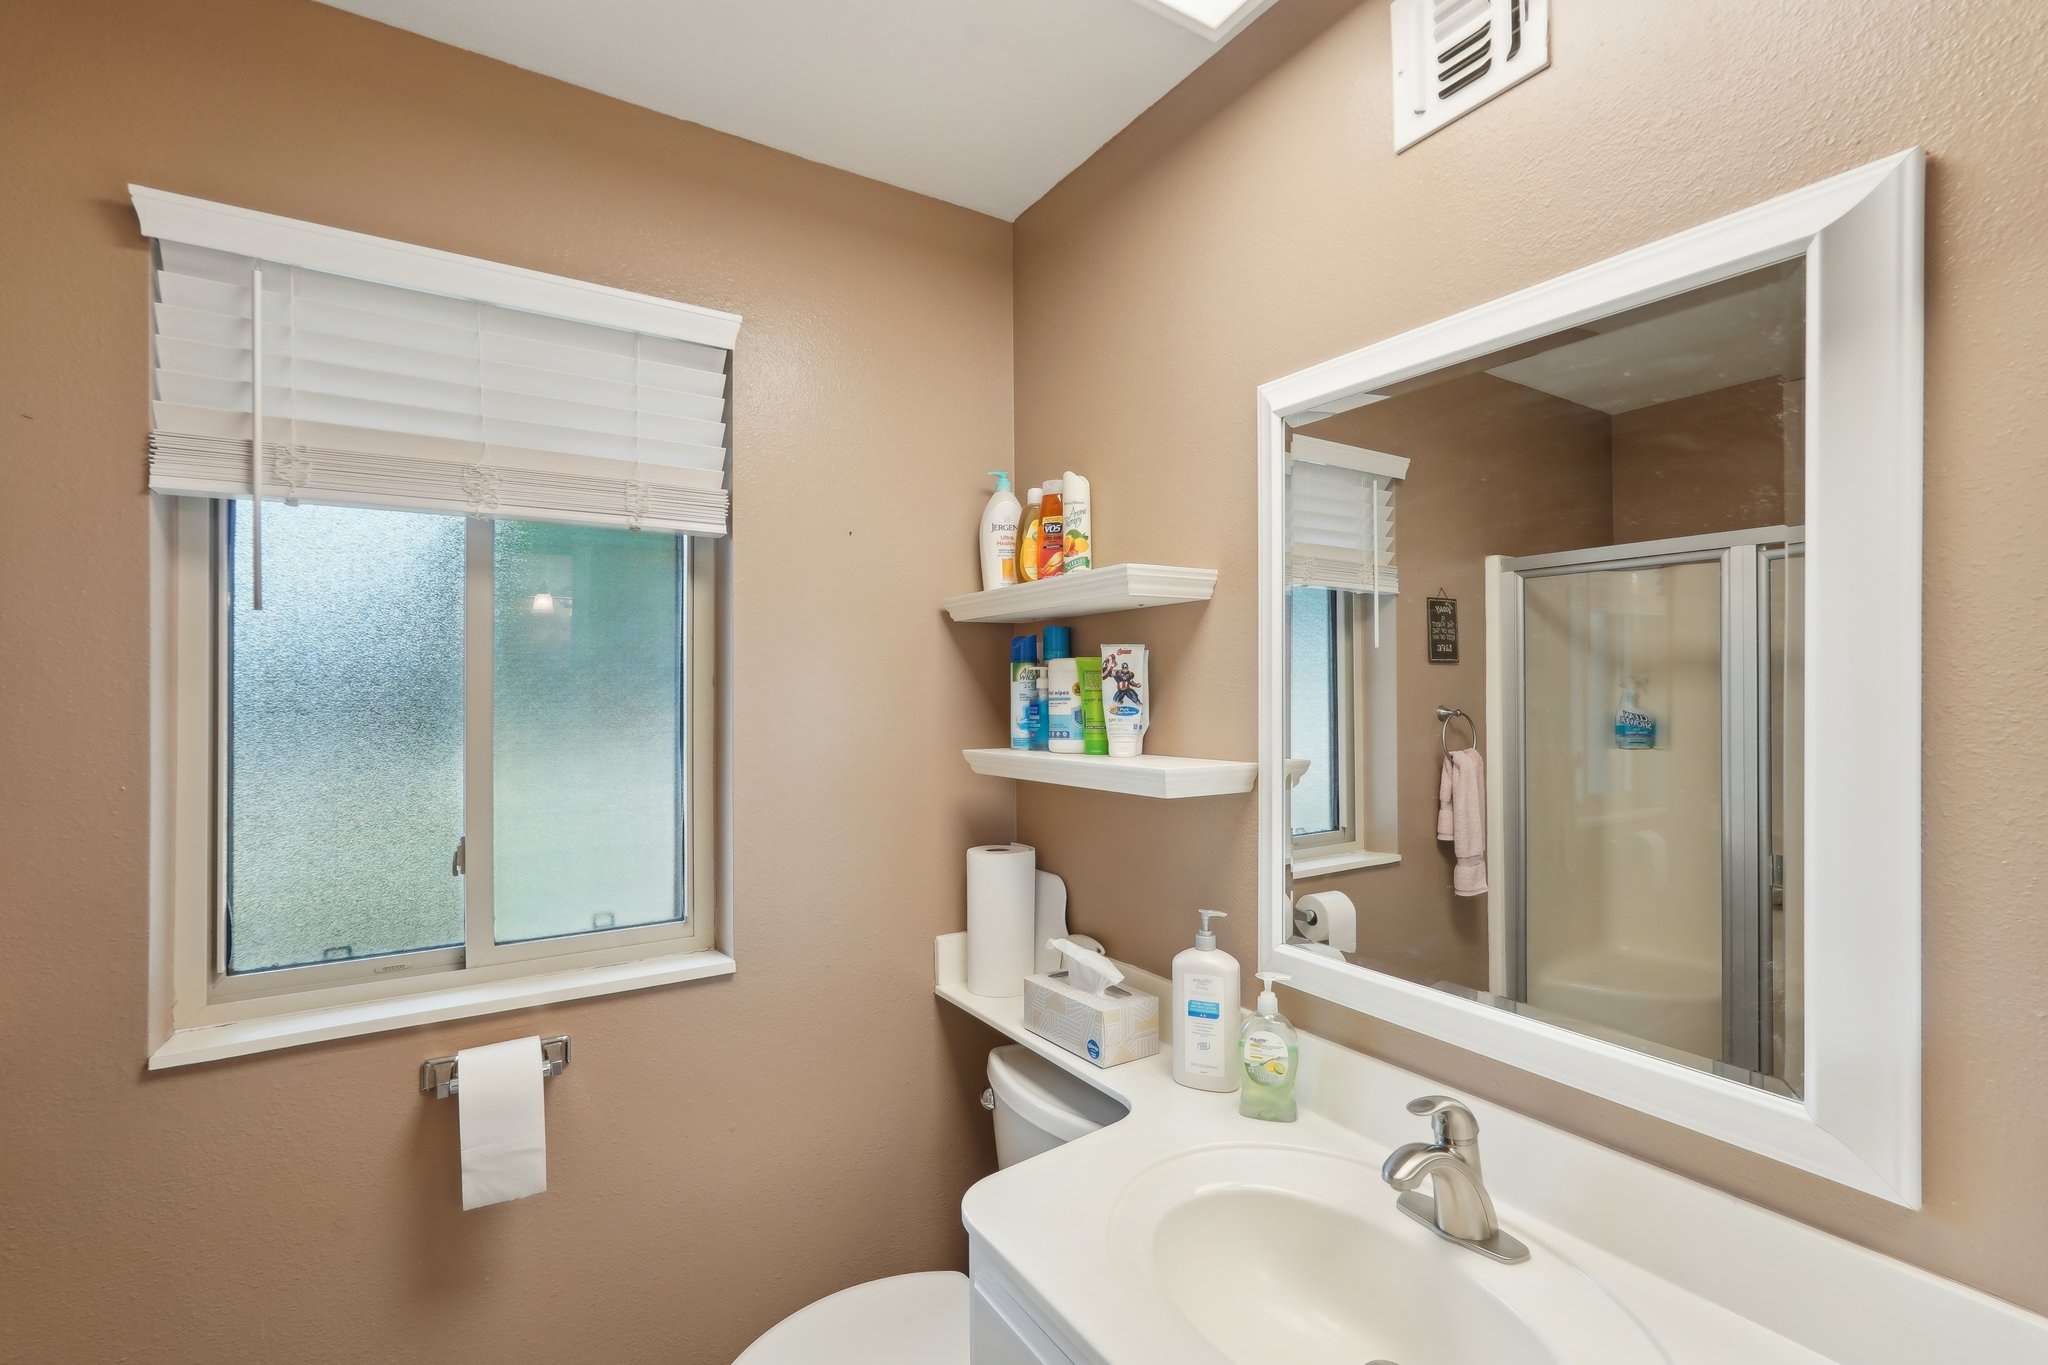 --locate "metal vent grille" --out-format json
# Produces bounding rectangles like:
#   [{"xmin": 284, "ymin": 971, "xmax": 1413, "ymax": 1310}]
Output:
[{"xmin": 1392, "ymin": 0, "xmax": 1548, "ymax": 150}]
